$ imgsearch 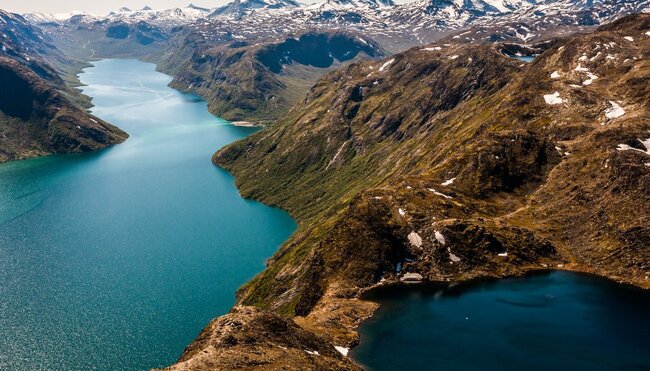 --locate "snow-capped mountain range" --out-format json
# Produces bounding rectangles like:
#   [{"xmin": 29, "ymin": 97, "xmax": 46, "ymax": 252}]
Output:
[
  {"xmin": 21, "ymin": 0, "xmax": 650, "ymax": 50},
  {"xmin": 24, "ymin": 5, "xmax": 212, "ymax": 28}
]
